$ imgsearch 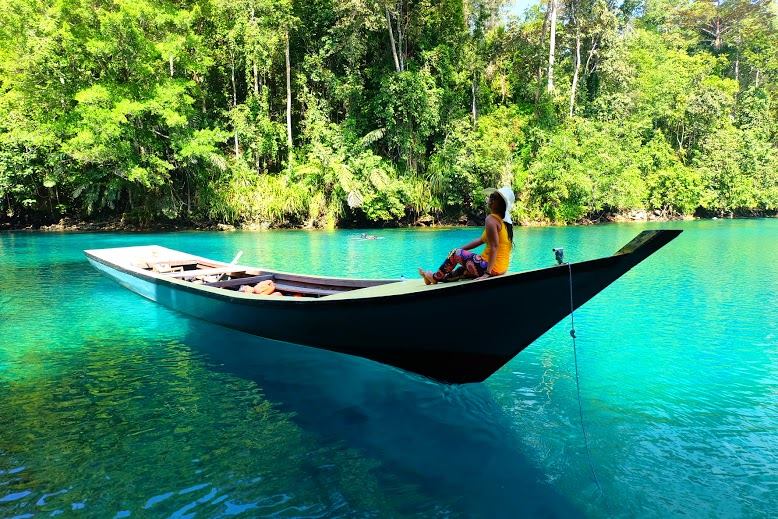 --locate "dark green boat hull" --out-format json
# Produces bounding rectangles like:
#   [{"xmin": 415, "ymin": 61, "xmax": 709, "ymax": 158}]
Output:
[{"xmin": 86, "ymin": 230, "xmax": 681, "ymax": 383}]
